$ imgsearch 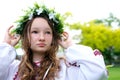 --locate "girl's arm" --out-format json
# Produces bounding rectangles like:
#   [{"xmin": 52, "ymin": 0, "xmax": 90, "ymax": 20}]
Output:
[
  {"xmin": 59, "ymin": 32, "xmax": 108, "ymax": 80},
  {"xmin": 0, "ymin": 43, "xmax": 17, "ymax": 78},
  {"xmin": 64, "ymin": 44, "xmax": 108, "ymax": 80},
  {"xmin": 0, "ymin": 25, "xmax": 20, "ymax": 78}
]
